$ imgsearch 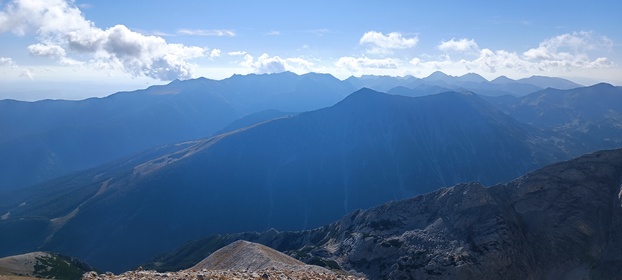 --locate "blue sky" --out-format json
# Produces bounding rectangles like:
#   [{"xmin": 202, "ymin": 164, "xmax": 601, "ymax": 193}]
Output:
[{"xmin": 0, "ymin": 0, "xmax": 621, "ymax": 100}]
